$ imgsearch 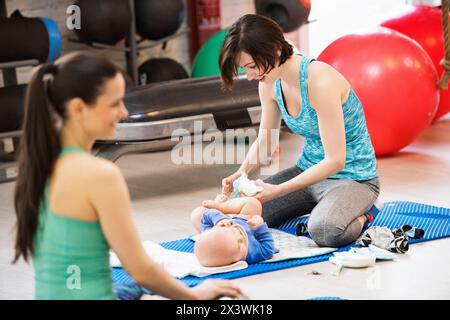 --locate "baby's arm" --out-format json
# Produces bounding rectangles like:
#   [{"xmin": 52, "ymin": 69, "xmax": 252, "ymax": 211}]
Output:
[
  {"xmin": 191, "ymin": 207, "xmax": 229, "ymax": 233},
  {"xmin": 252, "ymin": 224, "xmax": 277, "ymax": 260},
  {"xmin": 203, "ymin": 196, "xmax": 262, "ymax": 217},
  {"xmin": 191, "ymin": 206, "xmax": 208, "ymax": 233}
]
